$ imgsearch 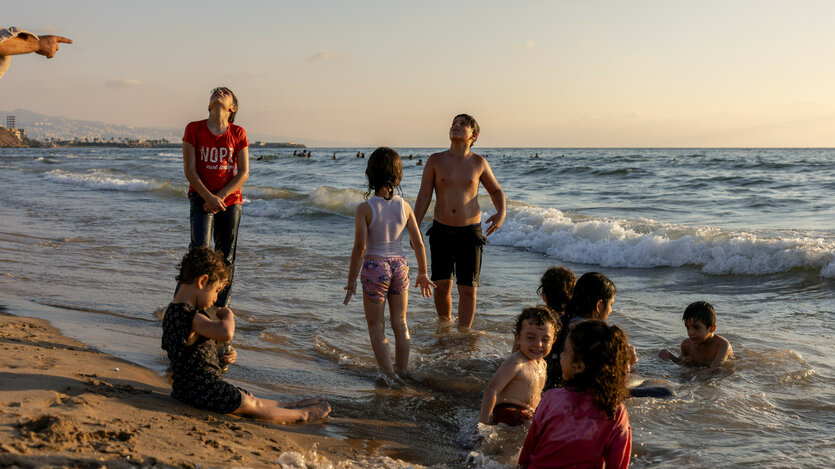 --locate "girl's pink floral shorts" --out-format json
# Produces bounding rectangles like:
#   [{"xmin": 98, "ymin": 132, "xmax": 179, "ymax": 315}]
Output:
[{"xmin": 360, "ymin": 255, "xmax": 410, "ymax": 303}]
